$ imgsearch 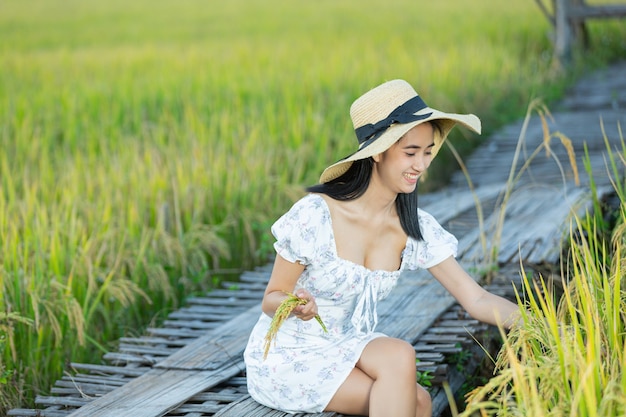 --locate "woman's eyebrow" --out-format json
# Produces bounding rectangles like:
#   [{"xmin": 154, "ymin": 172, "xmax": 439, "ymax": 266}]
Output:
[{"xmin": 402, "ymin": 142, "xmax": 435, "ymax": 150}]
